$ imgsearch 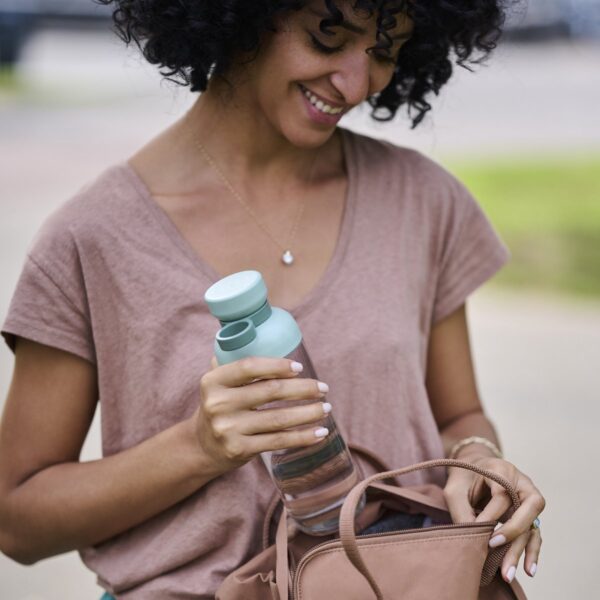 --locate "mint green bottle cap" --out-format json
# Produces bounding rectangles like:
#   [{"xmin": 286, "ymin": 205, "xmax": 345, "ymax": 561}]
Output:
[{"xmin": 204, "ymin": 270, "xmax": 267, "ymax": 322}]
